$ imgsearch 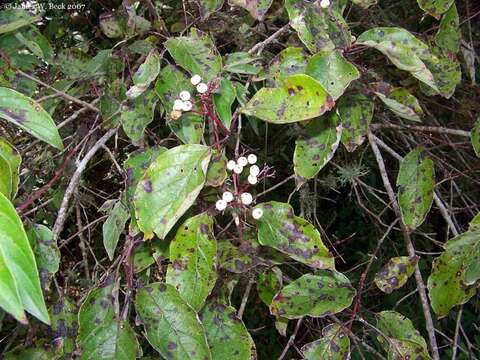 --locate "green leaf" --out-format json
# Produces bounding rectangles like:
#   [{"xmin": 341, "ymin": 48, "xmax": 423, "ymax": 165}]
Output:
[
  {"xmin": 0, "ymin": 153, "xmax": 12, "ymax": 199},
  {"xmin": 376, "ymin": 311, "xmax": 431, "ymax": 359},
  {"xmin": 268, "ymin": 47, "xmax": 307, "ymax": 82},
  {"xmin": 257, "ymin": 267, "xmax": 283, "ymax": 306},
  {"xmin": 135, "ymin": 283, "xmax": 212, "ymax": 360},
  {"xmin": 200, "ymin": 301, "xmax": 257, "ymax": 359},
  {"xmin": 50, "ymin": 297, "xmax": 78, "ymax": 358},
  {"xmin": 4, "ymin": 348, "xmax": 51, "ymax": 360},
  {"xmin": 134, "ymin": 144, "xmax": 211, "ymax": 239},
  {"xmin": 28, "ymin": 224, "xmax": 60, "ymax": 291},
  {"xmin": 301, "ymin": 323, "xmax": 350, "ymax": 360},
  {"xmin": 170, "ymin": 112, "xmax": 205, "ymax": 144},
  {"xmin": 472, "ymin": 117, "xmax": 480, "ymax": 158},
  {"xmin": 435, "ymin": 3, "xmax": 460, "ymax": 53},
  {"xmin": 417, "ymin": 0, "xmax": 454, "ymax": 19},
  {"xmin": 0, "ymin": 87, "xmax": 64, "ymax": 149},
  {"xmin": 270, "ymin": 271, "xmax": 355, "ymax": 319},
  {"xmin": 374, "ymin": 84, "xmax": 423, "ymax": 122},
  {"xmin": 255, "ymin": 201, "xmax": 335, "ymax": 269},
  {"xmin": 357, "ymin": 28, "xmax": 438, "ymax": 92},
  {"xmin": 285, "ymin": 0, "xmax": 351, "ymax": 53},
  {"xmin": 213, "ymin": 78, "xmax": 236, "ymax": 128},
  {"xmin": 294, "ymin": 112, "xmax": 342, "ymax": 179},
  {"xmin": 77, "ymin": 277, "xmax": 140, "ymax": 360},
  {"xmin": 103, "ymin": 200, "xmax": 130, "ymax": 261},
  {"xmin": 223, "ymin": 52, "xmax": 260, "ymax": 75},
  {"xmin": 397, "ymin": 147, "xmax": 435, "ymax": 231},
  {"xmin": 99, "ymin": 13, "xmax": 125, "ymax": 38},
  {"xmin": 197, "ymin": 0, "xmax": 224, "ymax": 18},
  {"xmin": 306, "ymin": 50, "xmax": 360, "ymax": 100},
  {"xmin": 120, "ymin": 90, "xmax": 158, "ymax": 143},
  {"xmin": 0, "ymin": 192, "xmax": 49, "ymax": 324},
  {"xmin": 374, "ymin": 256, "xmax": 418, "ymax": 294},
  {"xmin": 228, "ymin": 0, "xmax": 273, "ymax": 20},
  {"xmin": 0, "ymin": 9, "xmax": 41, "ymax": 34},
  {"xmin": 241, "ymin": 74, "xmax": 333, "ymax": 124},
  {"xmin": 127, "ymin": 50, "xmax": 161, "ymax": 98},
  {"xmin": 338, "ymin": 94, "xmax": 374, "ymax": 152},
  {"xmin": 166, "ymin": 214, "xmax": 217, "ymax": 311},
  {"xmin": 205, "ymin": 150, "xmax": 228, "ymax": 187},
  {"xmin": 165, "ymin": 29, "xmax": 222, "ymax": 82},
  {"xmin": 427, "ymin": 229, "xmax": 479, "ymax": 317}
]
